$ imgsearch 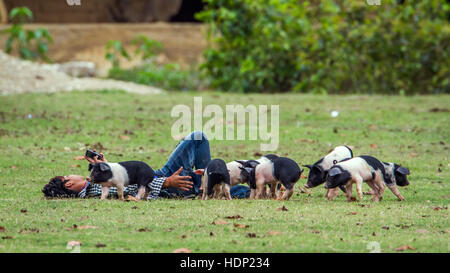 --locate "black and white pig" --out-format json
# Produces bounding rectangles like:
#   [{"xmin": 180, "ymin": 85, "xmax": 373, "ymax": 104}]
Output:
[
  {"xmin": 324, "ymin": 155, "xmax": 386, "ymax": 202},
  {"xmin": 380, "ymin": 162, "xmax": 410, "ymax": 201},
  {"xmin": 89, "ymin": 161, "xmax": 155, "ymax": 201},
  {"xmin": 240, "ymin": 157, "xmax": 303, "ymax": 200},
  {"xmin": 201, "ymin": 159, "xmax": 231, "ymax": 200},
  {"xmin": 304, "ymin": 145, "xmax": 353, "ymax": 190}
]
